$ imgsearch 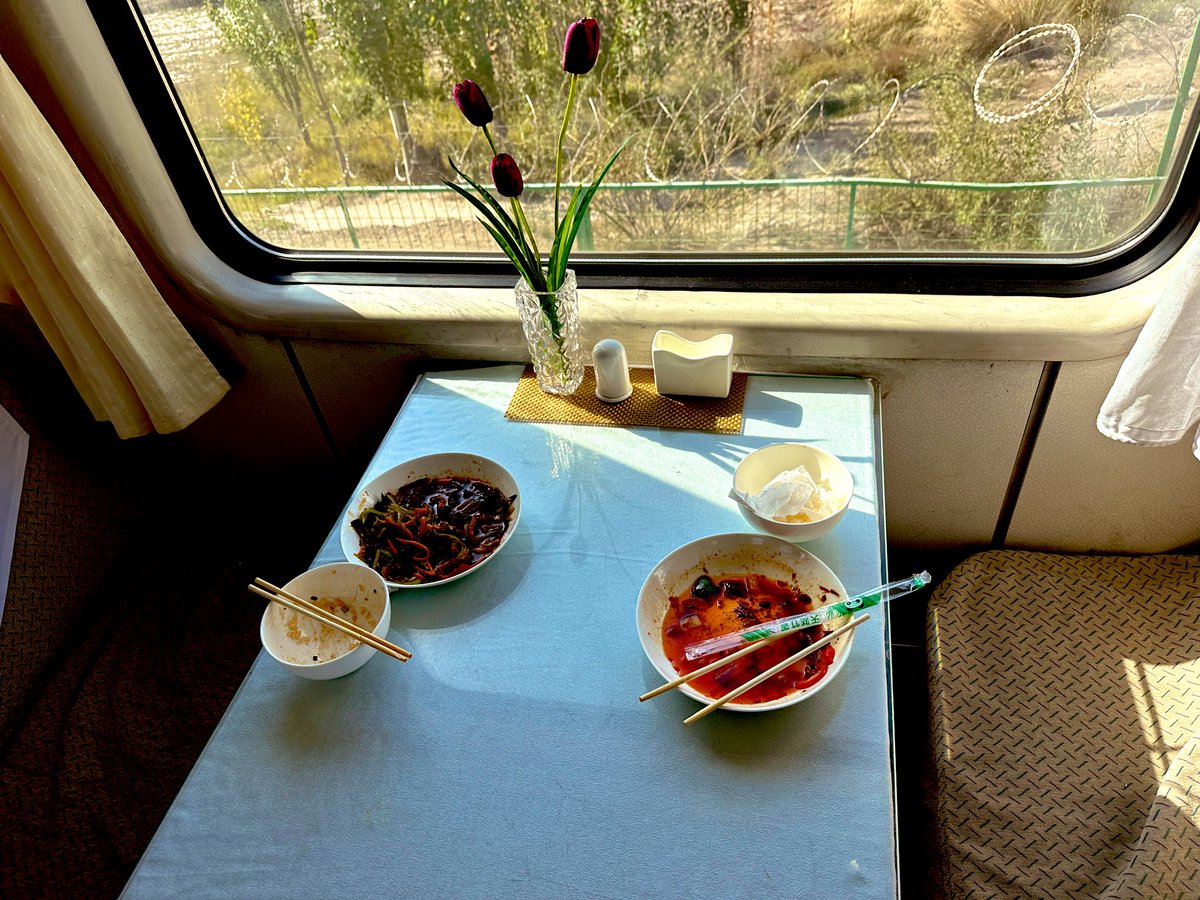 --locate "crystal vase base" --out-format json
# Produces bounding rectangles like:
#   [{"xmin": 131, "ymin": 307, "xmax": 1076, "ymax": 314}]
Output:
[{"xmin": 514, "ymin": 269, "xmax": 585, "ymax": 395}]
